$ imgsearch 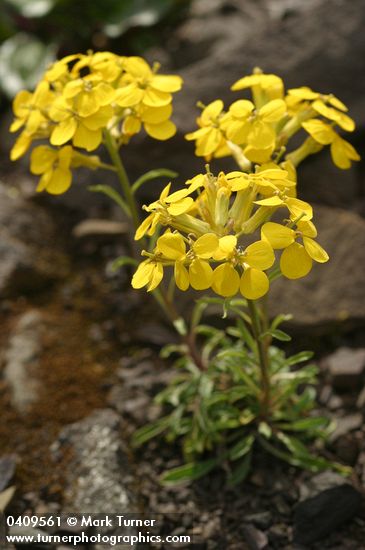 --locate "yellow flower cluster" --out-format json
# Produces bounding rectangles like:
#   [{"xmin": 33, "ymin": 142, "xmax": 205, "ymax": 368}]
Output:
[
  {"xmin": 132, "ymin": 165, "xmax": 329, "ymax": 299},
  {"xmin": 185, "ymin": 69, "xmax": 360, "ymax": 170},
  {"xmin": 10, "ymin": 52, "xmax": 182, "ymax": 194}
]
